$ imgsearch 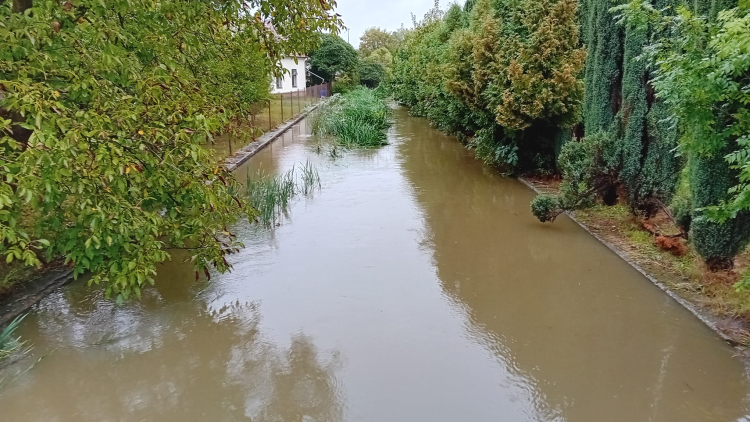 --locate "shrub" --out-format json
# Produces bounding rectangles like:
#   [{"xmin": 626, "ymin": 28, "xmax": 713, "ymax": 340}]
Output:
[
  {"xmin": 560, "ymin": 132, "xmax": 618, "ymax": 207},
  {"xmin": 311, "ymin": 88, "xmax": 392, "ymax": 148},
  {"xmin": 530, "ymin": 132, "xmax": 620, "ymax": 223},
  {"xmin": 358, "ymin": 60, "xmax": 387, "ymax": 88},
  {"xmin": 309, "ymin": 34, "xmax": 358, "ymax": 83},
  {"xmin": 531, "ymin": 195, "xmax": 562, "ymax": 223},
  {"xmin": 332, "ymin": 73, "xmax": 359, "ymax": 94},
  {"xmin": 393, "ymin": 0, "xmax": 585, "ymax": 173},
  {"xmin": 690, "ymin": 149, "xmax": 750, "ymax": 270}
]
